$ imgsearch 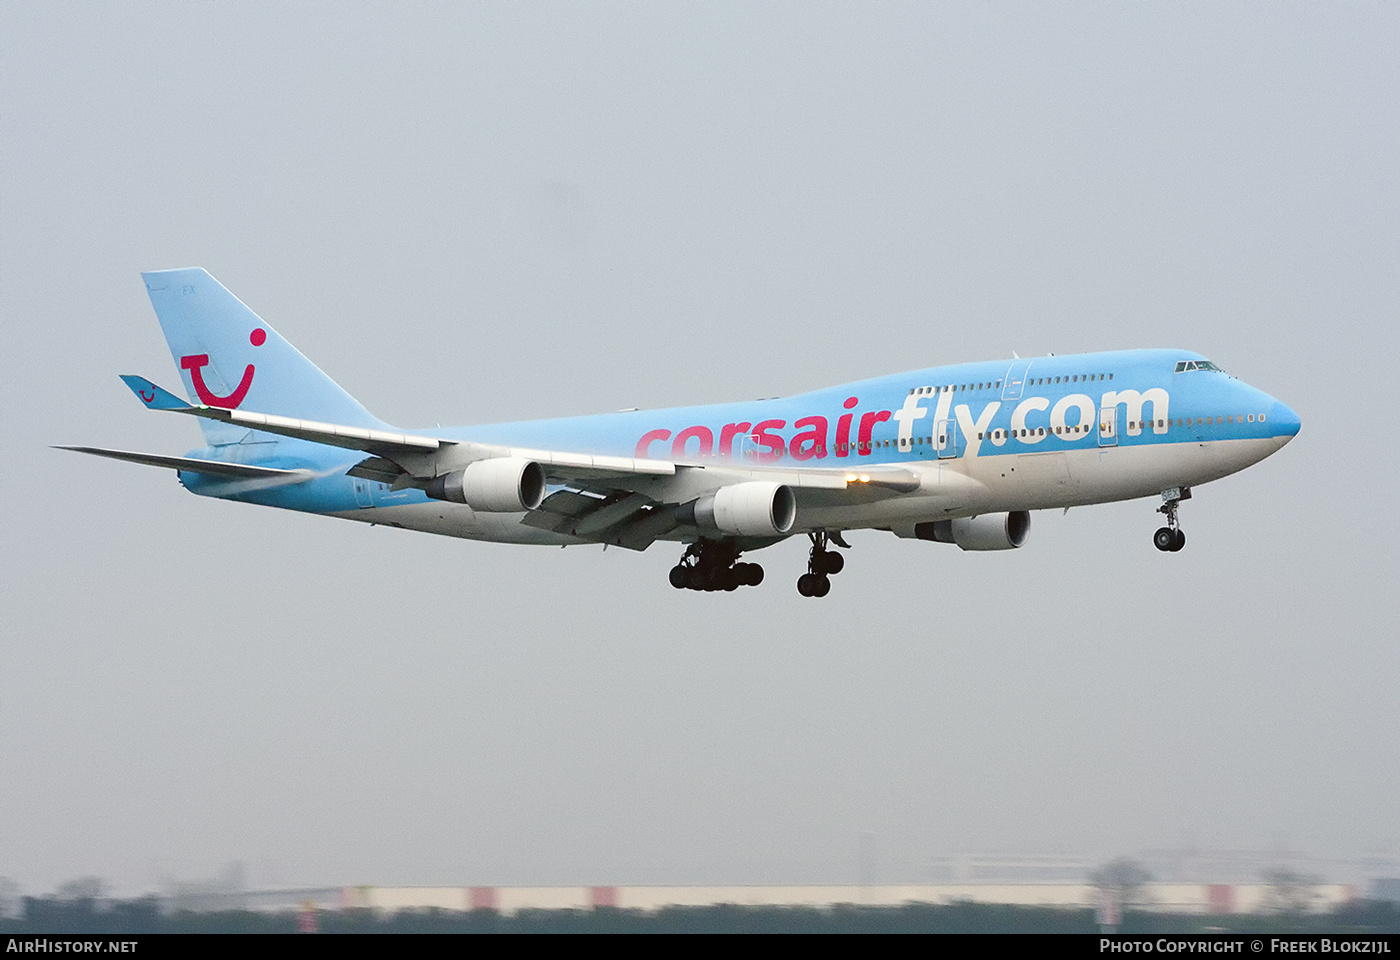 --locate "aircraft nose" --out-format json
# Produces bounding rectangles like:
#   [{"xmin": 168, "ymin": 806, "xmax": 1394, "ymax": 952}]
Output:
[{"xmin": 1269, "ymin": 399, "xmax": 1301, "ymax": 447}]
